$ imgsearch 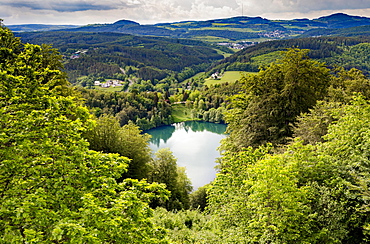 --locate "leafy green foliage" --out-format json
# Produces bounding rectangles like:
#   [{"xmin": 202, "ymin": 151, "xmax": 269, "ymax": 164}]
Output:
[
  {"xmin": 6, "ymin": 15, "xmax": 370, "ymax": 243},
  {"xmin": 153, "ymin": 208, "xmax": 218, "ymax": 244},
  {"xmin": 209, "ymin": 97, "xmax": 370, "ymax": 242},
  {"xmin": 294, "ymin": 67, "xmax": 370, "ymax": 145},
  {"xmin": 0, "ymin": 26, "xmax": 169, "ymax": 243},
  {"xmin": 79, "ymin": 88, "xmax": 172, "ymax": 130},
  {"xmin": 189, "ymin": 184, "xmax": 210, "ymax": 211},
  {"xmin": 207, "ymin": 50, "xmax": 370, "ymax": 242},
  {"xmin": 148, "ymin": 148, "xmax": 193, "ymax": 211}
]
